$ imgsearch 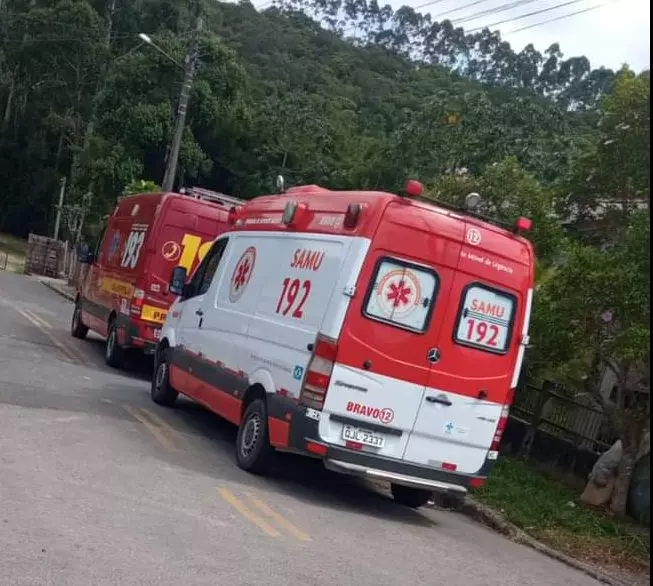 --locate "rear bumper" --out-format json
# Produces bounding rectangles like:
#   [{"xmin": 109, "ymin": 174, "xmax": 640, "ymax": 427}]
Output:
[
  {"xmin": 324, "ymin": 455, "xmax": 468, "ymax": 493},
  {"xmin": 270, "ymin": 396, "xmax": 491, "ymax": 494},
  {"xmin": 117, "ymin": 315, "xmax": 160, "ymax": 354}
]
